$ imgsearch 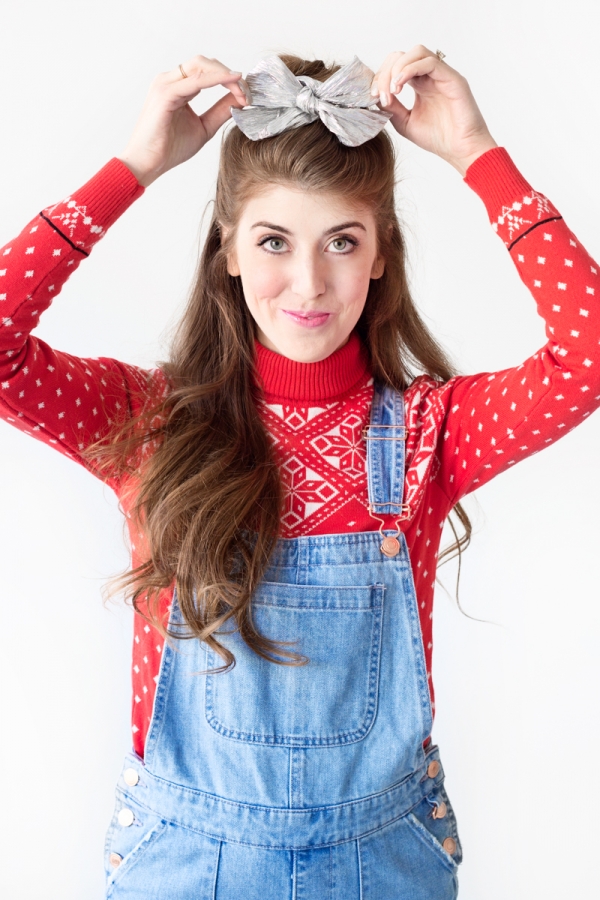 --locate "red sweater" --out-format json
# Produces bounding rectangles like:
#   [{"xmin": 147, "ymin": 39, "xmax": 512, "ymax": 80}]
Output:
[{"xmin": 1, "ymin": 148, "xmax": 598, "ymax": 758}]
